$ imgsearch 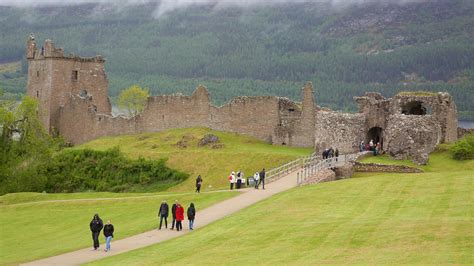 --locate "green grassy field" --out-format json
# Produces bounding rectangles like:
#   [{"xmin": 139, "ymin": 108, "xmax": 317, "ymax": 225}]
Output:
[
  {"xmin": 78, "ymin": 128, "xmax": 312, "ymax": 192},
  {"xmin": 0, "ymin": 190, "xmax": 238, "ymax": 265},
  {"xmin": 89, "ymin": 151, "xmax": 473, "ymax": 265}
]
